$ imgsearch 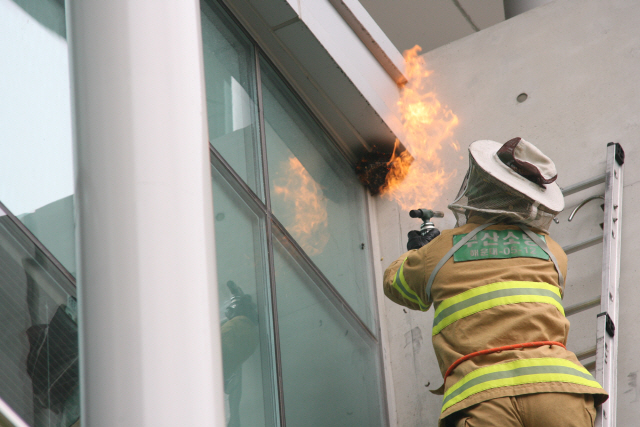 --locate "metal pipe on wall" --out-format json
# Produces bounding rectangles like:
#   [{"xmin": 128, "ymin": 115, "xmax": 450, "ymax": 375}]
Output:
[{"xmin": 65, "ymin": 1, "xmax": 225, "ymax": 425}]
